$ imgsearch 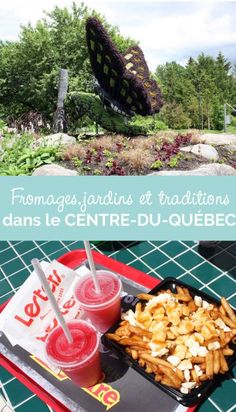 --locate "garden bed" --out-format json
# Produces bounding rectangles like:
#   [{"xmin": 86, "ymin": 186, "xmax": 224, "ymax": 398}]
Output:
[
  {"xmin": 215, "ymin": 146, "xmax": 236, "ymax": 168},
  {"xmin": 0, "ymin": 124, "xmax": 235, "ymax": 176},
  {"xmin": 58, "ymin": 133, "xmax": 224, "ymax": 175}
]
